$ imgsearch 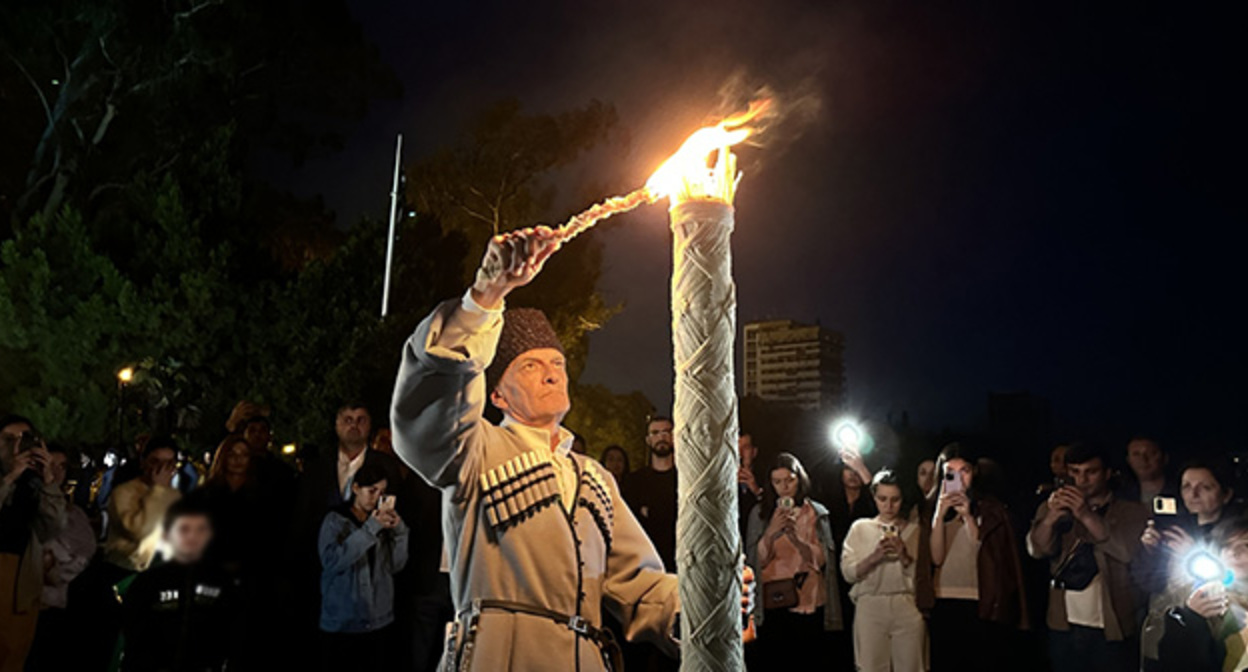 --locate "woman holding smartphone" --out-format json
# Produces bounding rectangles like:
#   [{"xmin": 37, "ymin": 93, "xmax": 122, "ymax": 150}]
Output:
[
  {"xmin": 317, "ymin": 463, "xmax": 407, "ymax": 670},
  {"xmin": 745, "ymin": 452, "xmax": 847, "ymax": 665},
  {"xmin": 918, "ymin": 443, "xmax": 1029, "ymax": 672},
  {"xmin": 841, "ymin": 470, "xmax": 925, "ymax": 671},
  {"xmin": 1138, "ymin": 458, "xmax": 1238, "ymax": 669}
]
